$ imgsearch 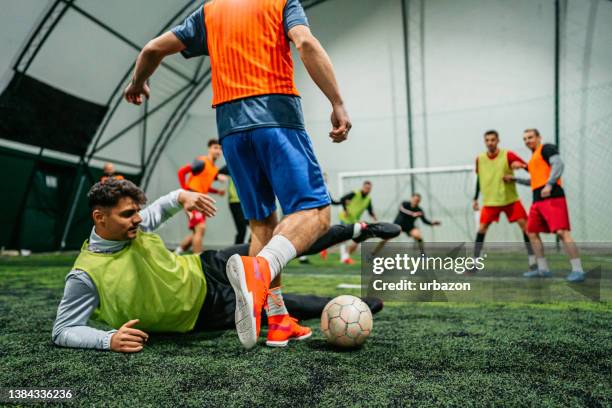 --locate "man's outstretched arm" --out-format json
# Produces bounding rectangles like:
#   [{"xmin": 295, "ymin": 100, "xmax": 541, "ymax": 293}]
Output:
[
  {"xmin": 288, "ymin": 25, "xmax": 351, "ymax": 143},
  {"xmin": 124, "ymin": 32, "xmax": 186, "ymax": 105},
  {"xmin": 52, "ymin": 272, "xmax": 116, "ymax": 350},
  {"xmin": 140, "ymin": 190, "xmax": 216, "ymax": 232}
]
